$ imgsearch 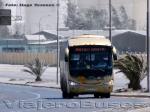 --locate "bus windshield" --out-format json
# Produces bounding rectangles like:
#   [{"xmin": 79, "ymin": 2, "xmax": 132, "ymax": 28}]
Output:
[{"xmin": 69, "ymin": 46, "xmax": 112, "ymax": 71}]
